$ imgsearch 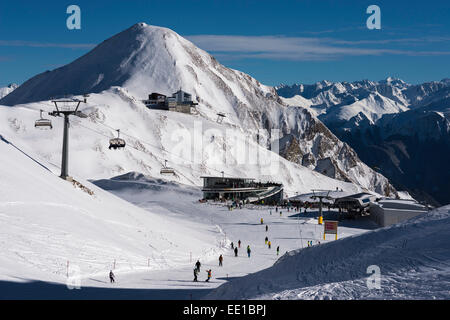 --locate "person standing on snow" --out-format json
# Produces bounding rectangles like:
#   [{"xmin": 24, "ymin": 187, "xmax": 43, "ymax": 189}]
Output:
[
  {"xmin": 219, "ymin": 255, "xmax": 223, "ymax": 267},
  {"xmin": 260, "ymin": 218, "xmax": 264, "ymax": 224},
  {"xmin": 234, "ymin": 247, "xmax": 238, "ymax": 257},
  {"xmin": 109, "ymin": 270, "xmax": 115, "ymax": 283},
  {"xmin": 193, "ymin": 268, "xmax": 198, "ymax": 282},
  {"xmin": 231, "ymin": 242, "xmax": 234, "ymax": 249},
  {"xmin": 247, "ymin": 245, "xmax": 251, "ymax": 258},
  {"xmin": 265, "ymin": 225, "xmax": 268, "ymax": 232},
  {"xmin": 277, "ymin": 246, "xmax": 280, "ymax": 255},
  {"xmin": 268, "ymin": 241, "xmax": 272, "ymax": 249},
  {"xmin": 205, "ymin": 269, "xmax": 212, "ymax": 282},
  {"xmin": 265, "ymin": 236, "xmax": 268, "ymax": 244},
  {"xmin": 195, "ymin": 260, "xmax": 201, "ymax": 272},
  {"xmin": 238, "ymin": 240, "xmax": 241, "ymax": 248}
]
